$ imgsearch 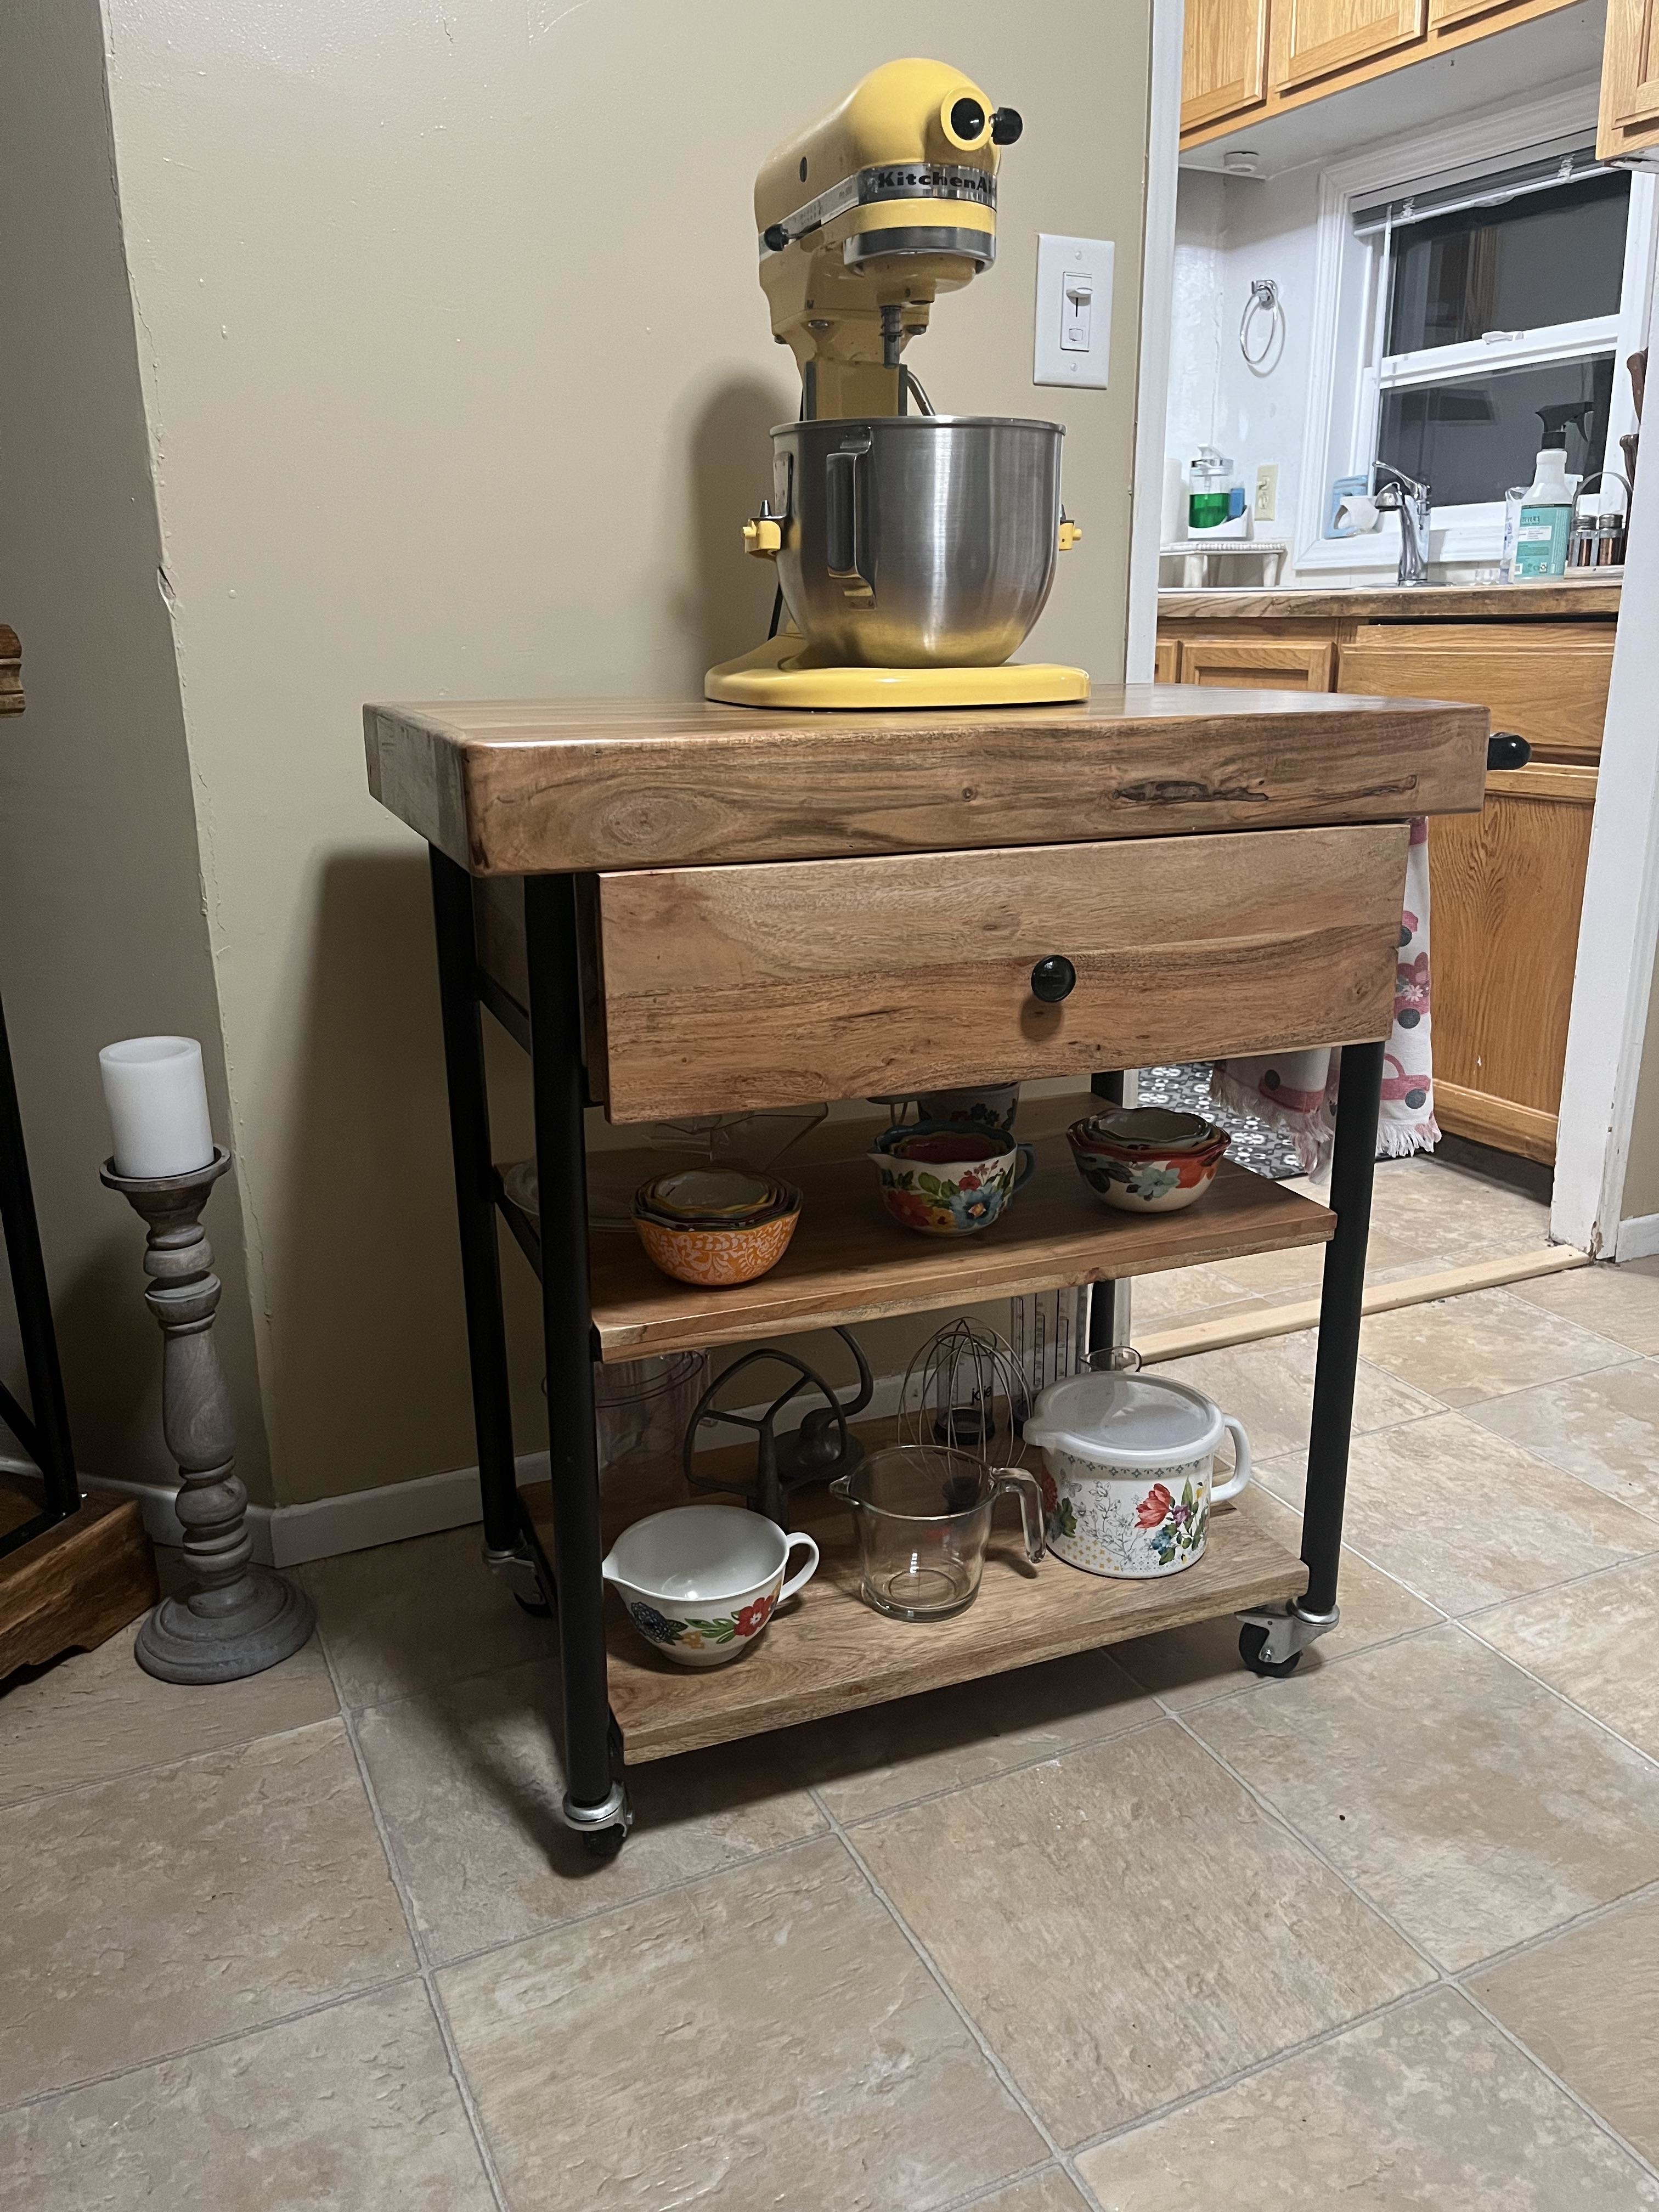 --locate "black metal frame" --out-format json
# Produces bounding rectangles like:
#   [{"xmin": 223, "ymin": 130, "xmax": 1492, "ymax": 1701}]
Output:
[
  {"xmin": 0, "ymin": 983, "xmax": 81, "ymax": 1559},
  {"xmin": 429, "ymin": 851, "xmax": 624, "ymax": 1833},
  {"xmin": 426, "ymin": 845, "xmax": 1384, "ymax": 1827}
]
